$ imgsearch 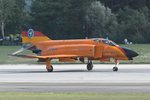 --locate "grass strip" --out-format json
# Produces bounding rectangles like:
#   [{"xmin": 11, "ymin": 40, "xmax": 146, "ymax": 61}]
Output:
[{"xmin": 0, "ymin": 92, "xmax": 150, "ymax": 100}]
